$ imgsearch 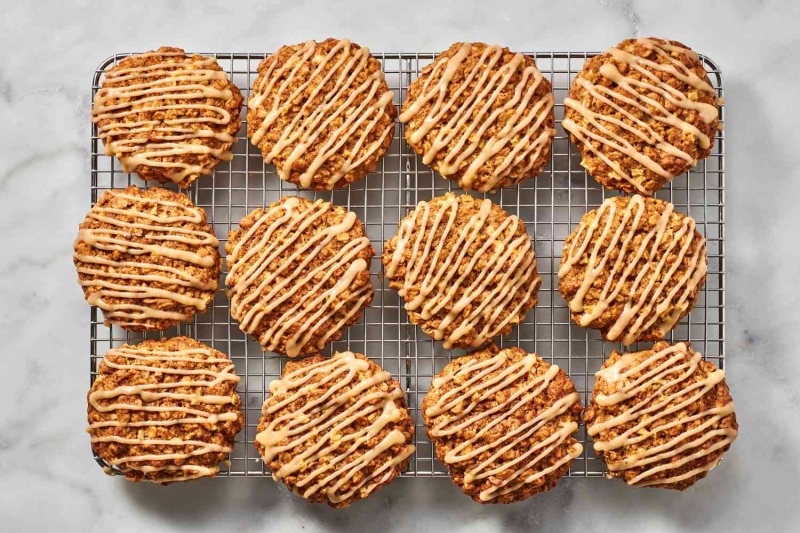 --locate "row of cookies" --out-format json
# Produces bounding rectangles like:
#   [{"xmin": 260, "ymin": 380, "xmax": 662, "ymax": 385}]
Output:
[
  {"xmin": 93, "ymin": 37, "xmax": 720, "ymax": 194},
  {"xmin": 88, "ymin": 336, "xmax": 736, "ymax": 507},
  {"xmin": 74, "ymin": 186, "xmax": 708, "ymax": 351}
]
